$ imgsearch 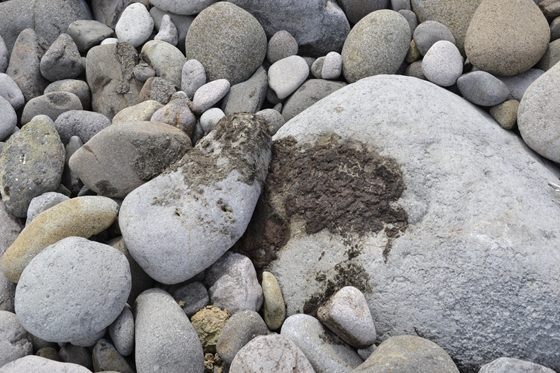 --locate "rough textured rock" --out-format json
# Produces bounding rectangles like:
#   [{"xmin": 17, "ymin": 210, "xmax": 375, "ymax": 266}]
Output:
[
  {"xmin": 139, "ymin": 77, "xmax": 177, "ymax": 104},
  {"xmin": 151, "ymin": 97, "xmax": 197, "ymax": 137},
  {"xmin": 238, "ymin": 75, "xmax": 560, "ymax": 371},
  {"xmin": 0, "ymin": 310, "xmax": 33, "ymax": 367},
  {"xmin": 40, "ymin": 33, "xmax": 84, "ymax": 82},
  {"xmin": 191, "ymin": 305, "xmax": 230, "ymax": 354},
  {"xmin": 222, "ymin": 66, "xmax": 268, "ymax": 115},
  {"xmin": 0, "ymin": 355, "xmax": 92, "ymax": 373},
  {"xmin": 119, "ymin": 113, "xmax": 271, "ymax": 284},
  {"xmin": 216, "ymin": 310, "xmax": 268, "ymax": 364},
  {"xmin": 44, "ymin": 79, "xmax": 92, "ymax": 111},
  {"xmin": 341, "ymin": 10, "xmax": 411, "ymax": 83},
  {"xmin": 0, "ymin": 73, "xmax": 25, "ymax": 110},
  {"xmin": 92, "ymin": 338, "xmax": 134, "ymax": 373},
  {"xmin": 479, "ymin": 357, "xmax": 557, "ymax": 373},
  {"xmin": 185, "ymin": 2, "xmax": 267, "ymax": 85},
  {"xmin": 0, "ymin": 117, "xmax": 65, "ymax": 218},
  {"xmin": 21, "ymin": 92, "xmax": 83, "ymax": 124},
  {"xmin": 54, "ymin": 110, "xmax": 110, "ymax": 144},
  {"xmin": 0, "ymin": 96, "xmax": 17, "ymax": 141},
  {"xmin": 282, "ymin": 79, "xmax": 346, "ymax": 121},
  {"xmin": 135, "ymin": 288, "xmax": 204, "ymax": 373},
  {"xmin": 464, "ymin": 0, "xmax": 550, "ymax": 76}
]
